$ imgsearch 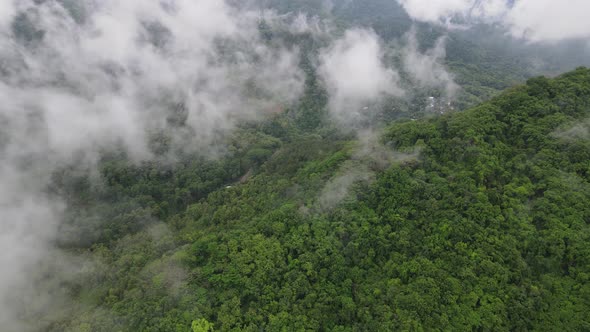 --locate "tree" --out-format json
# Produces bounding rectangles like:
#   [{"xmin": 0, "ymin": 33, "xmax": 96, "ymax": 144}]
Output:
[{"xmin": 192, "ymin": 318, "xmax": 214, "ymax": 332}]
